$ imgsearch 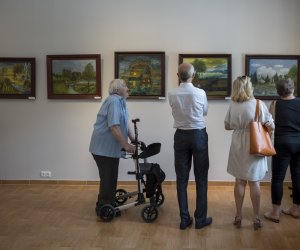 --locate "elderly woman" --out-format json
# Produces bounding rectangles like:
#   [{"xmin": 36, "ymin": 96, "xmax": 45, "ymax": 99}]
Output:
[
  {"xmin": 264, "ymin": 79, "xmax": 300, "ymax": 222},
  {"xmin": 224, "ymin": 76, "xmax": 274, "ymax": 230},
  {"xmin": 89, "ymin": 79, "xmax": 135, "ymax": 217}
]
